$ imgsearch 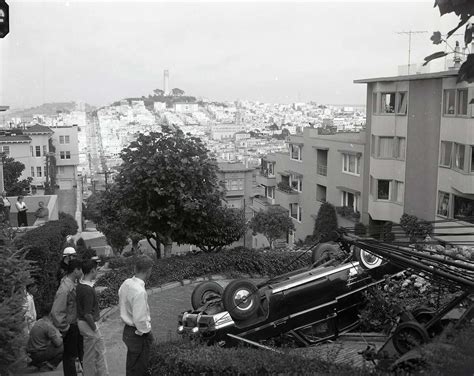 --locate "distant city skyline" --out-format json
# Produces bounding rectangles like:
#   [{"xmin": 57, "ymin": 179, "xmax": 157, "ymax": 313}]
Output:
[{"xmin": 0, "ymin": 1, "xmax": 461, "ymax": 110}]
